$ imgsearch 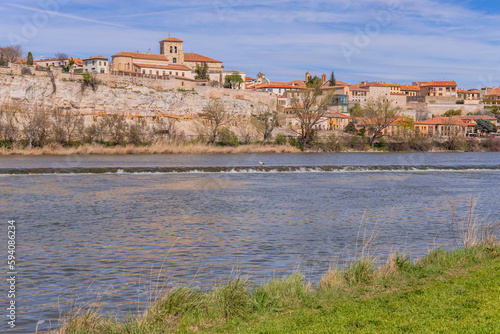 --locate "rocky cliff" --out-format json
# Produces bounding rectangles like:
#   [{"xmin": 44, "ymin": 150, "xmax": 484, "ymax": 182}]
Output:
[{"xmin": 0, "ymin": 73, "xmax": 275, "ymax": 117}]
